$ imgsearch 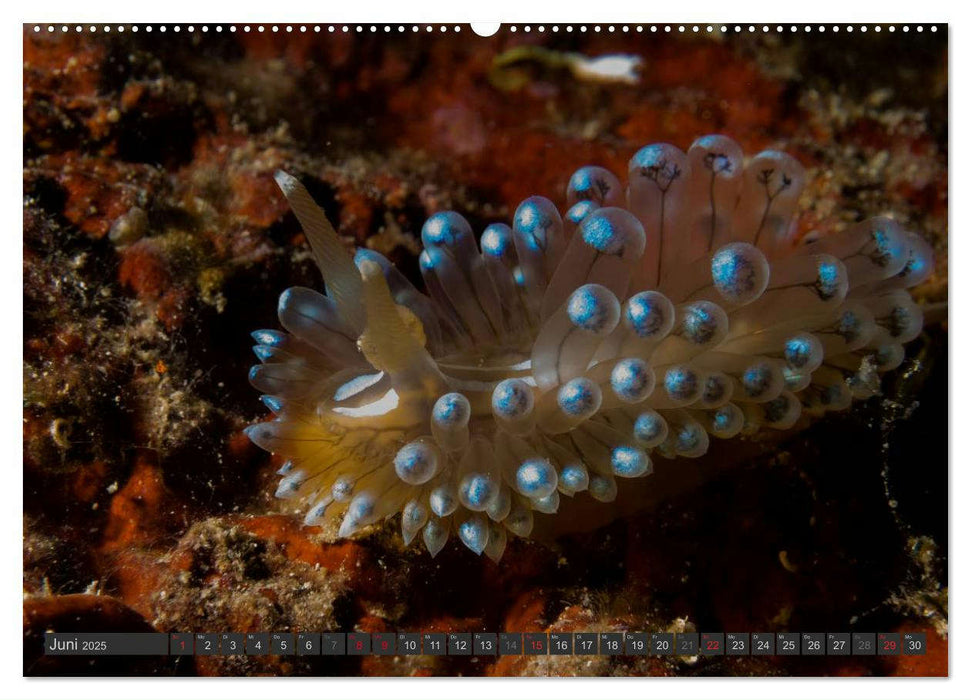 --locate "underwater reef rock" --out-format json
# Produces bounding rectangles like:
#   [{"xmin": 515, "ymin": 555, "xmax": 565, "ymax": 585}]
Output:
[
  {"xmin": 23, "ymin": 594, "xmax": 174, "ymax": 676},
  {"xmin": 23, "ymin": 27, "xmax": 946, "ymax": 676}
]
